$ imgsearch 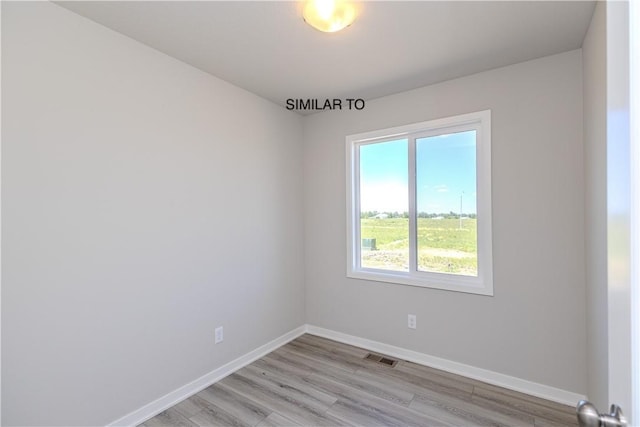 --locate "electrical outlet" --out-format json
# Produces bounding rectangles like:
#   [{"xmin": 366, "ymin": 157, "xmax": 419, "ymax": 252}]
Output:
[
  {"xmin": 215, "ymin": 326, "xmax": 224, "ymax": 344},
  {"xmin": 408, "ymin": 314, "xmax": 417, "ymax": 329}
]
